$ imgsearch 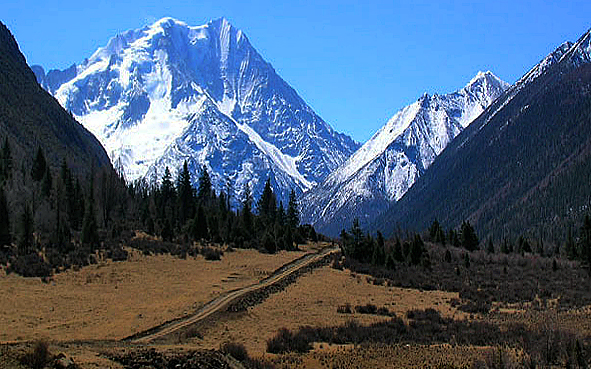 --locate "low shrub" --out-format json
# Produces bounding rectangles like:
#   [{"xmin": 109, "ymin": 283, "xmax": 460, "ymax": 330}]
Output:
[
  {"xmin": 355, "ymin": 304, "xmax": 377, "ymax": 315},
  {"xmin": 7, "ymin": 253, "xmax": 51, "ymax": 278},
  {"xmin": 201, "ymin": 246, "xmax": 223, "ymax": 261},
  {"xmin": 220, "ymin": 342, "xmax": 248, "ymax": 362},
  {"xmin": 337, "ymin": 303, "xmax": 352, "ymax": 314},
  {"xmin": 20, "ymin": 340, "xmax": 50, "ymax": 369}
]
